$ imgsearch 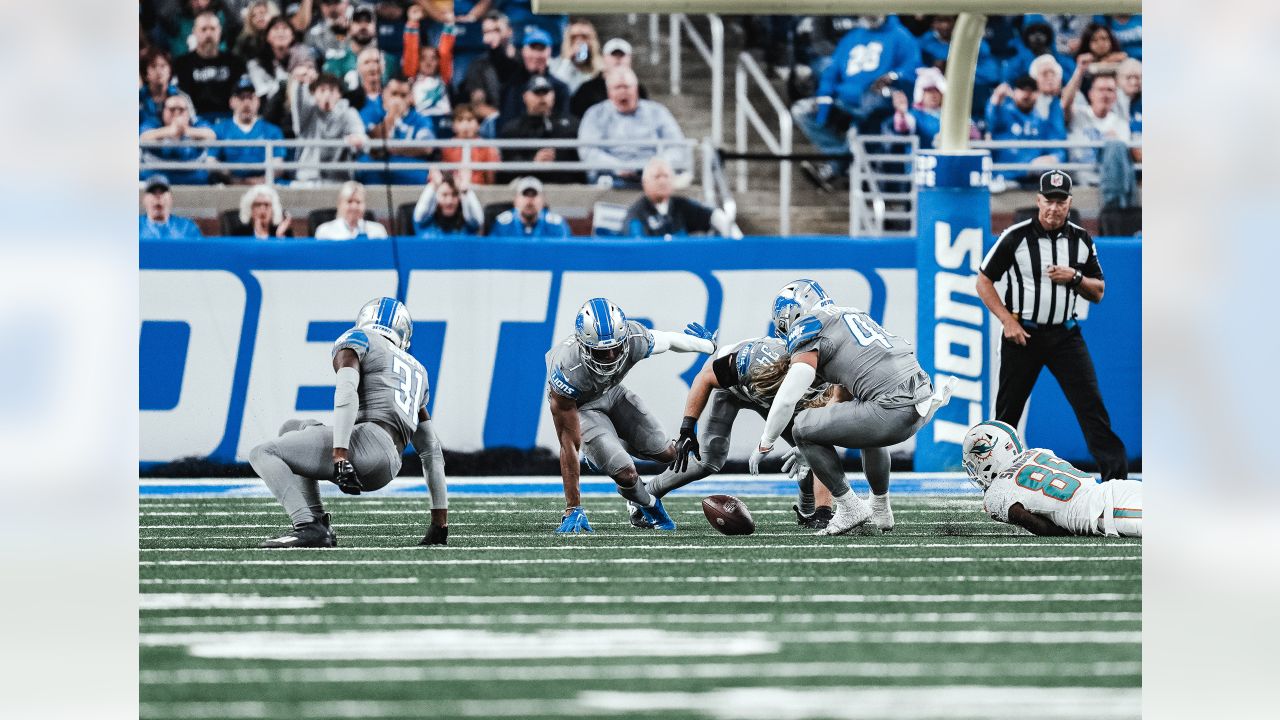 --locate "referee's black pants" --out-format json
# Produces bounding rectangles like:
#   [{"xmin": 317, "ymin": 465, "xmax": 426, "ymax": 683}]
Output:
[{"xmin": 995, "ymin": 323, "xmax": 1129, "ymax": 481}]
